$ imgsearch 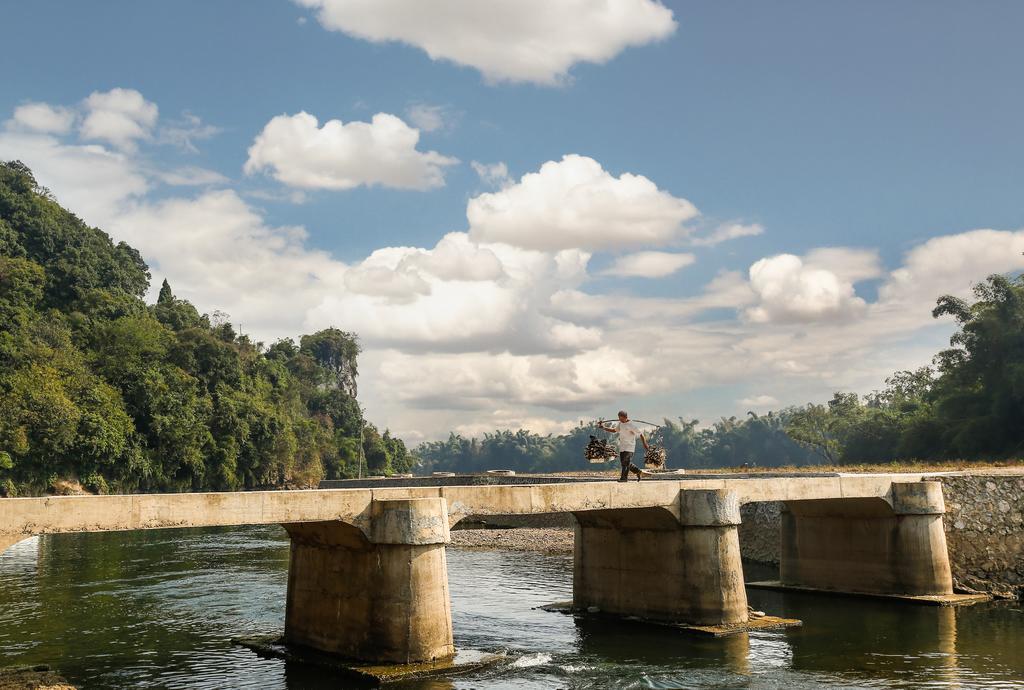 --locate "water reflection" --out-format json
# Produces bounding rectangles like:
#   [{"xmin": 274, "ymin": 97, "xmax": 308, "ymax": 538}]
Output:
[{"xmin": 0, "ymin": 527, "xmax": 1022, "ymax": 689}]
